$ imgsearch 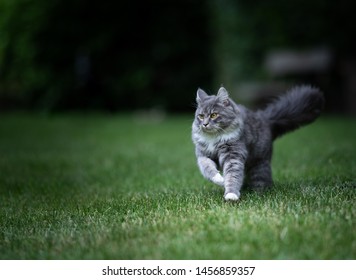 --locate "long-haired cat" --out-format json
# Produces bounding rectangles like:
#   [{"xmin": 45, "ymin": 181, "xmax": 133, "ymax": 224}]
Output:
[{"xmin": 192, "ymin": 85, "xmax": 324, "ymax": 201}]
